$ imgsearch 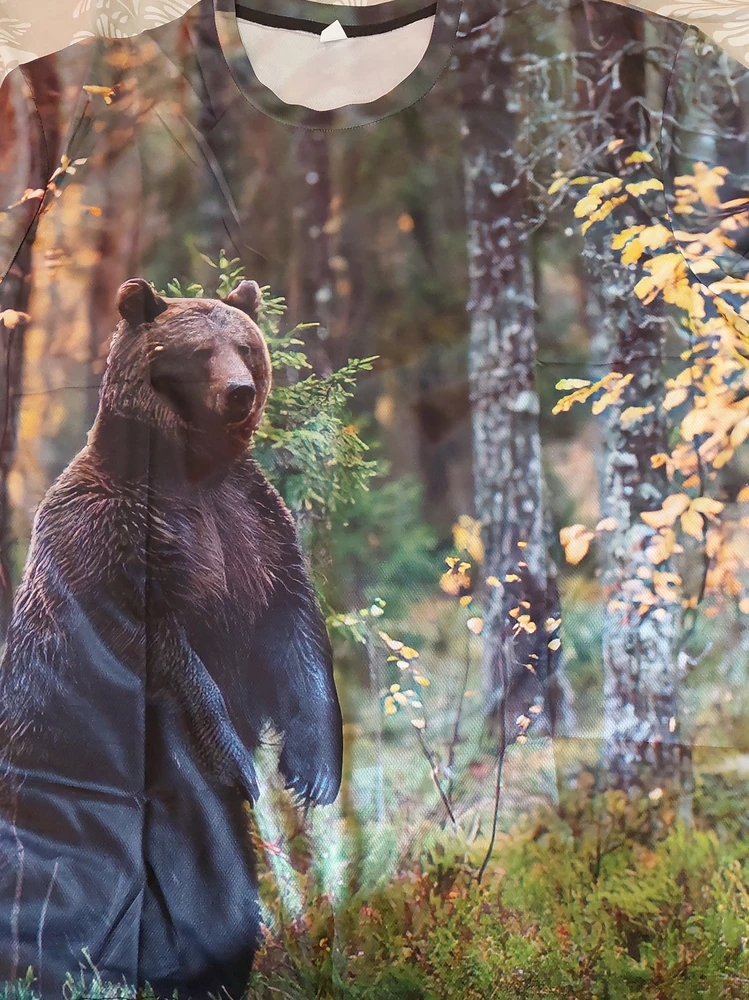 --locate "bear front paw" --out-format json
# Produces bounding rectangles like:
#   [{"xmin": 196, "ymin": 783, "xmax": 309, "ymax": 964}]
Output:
[{"xmin": 279, "ymin": 741, "xmax": 341, "ymax": 808}]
